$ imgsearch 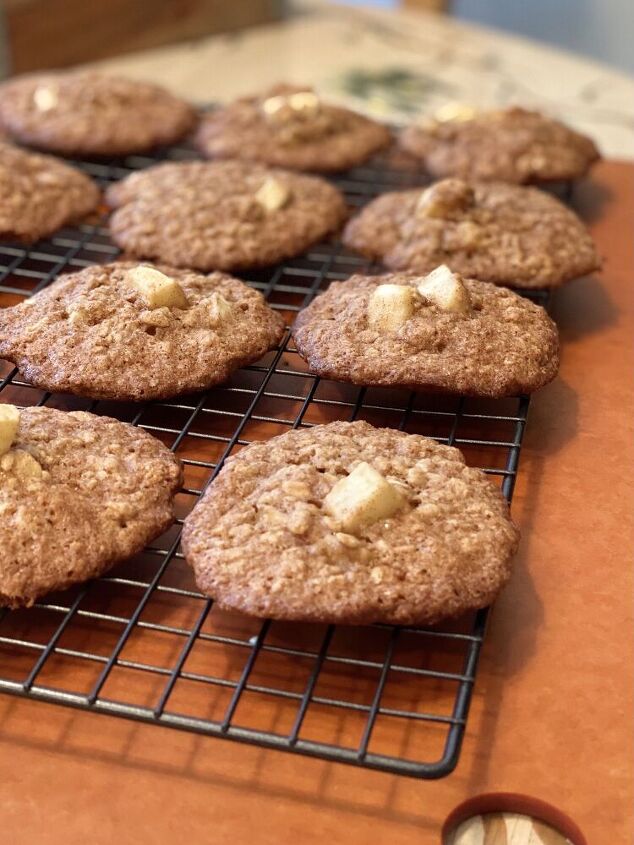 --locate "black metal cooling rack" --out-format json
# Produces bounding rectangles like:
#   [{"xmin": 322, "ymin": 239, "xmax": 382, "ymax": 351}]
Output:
[{"xmin": 0, "ymin": 144, "xmax": 542, "ymax": 779}]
